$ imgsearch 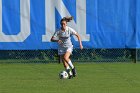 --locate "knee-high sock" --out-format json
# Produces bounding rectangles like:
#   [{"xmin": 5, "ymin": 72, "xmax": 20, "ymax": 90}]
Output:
[{"xmin": 68, "ymin": 60, "xmax": 74, "ymax": 69}]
